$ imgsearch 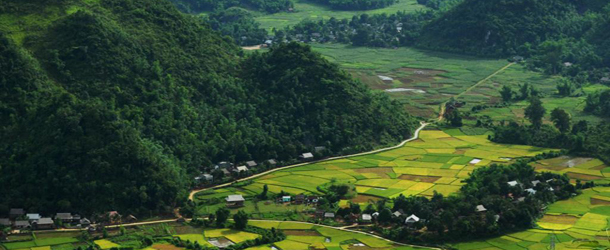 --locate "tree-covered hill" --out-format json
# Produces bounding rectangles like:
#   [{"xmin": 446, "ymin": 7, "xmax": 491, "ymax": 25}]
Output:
[
  {"xmin": 418, "ymin": 0, "xmax": 581, "ymax": 56},
  {"xmin": 0, "ymin": 0, "xmax": 416, "ymax": 216}
]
